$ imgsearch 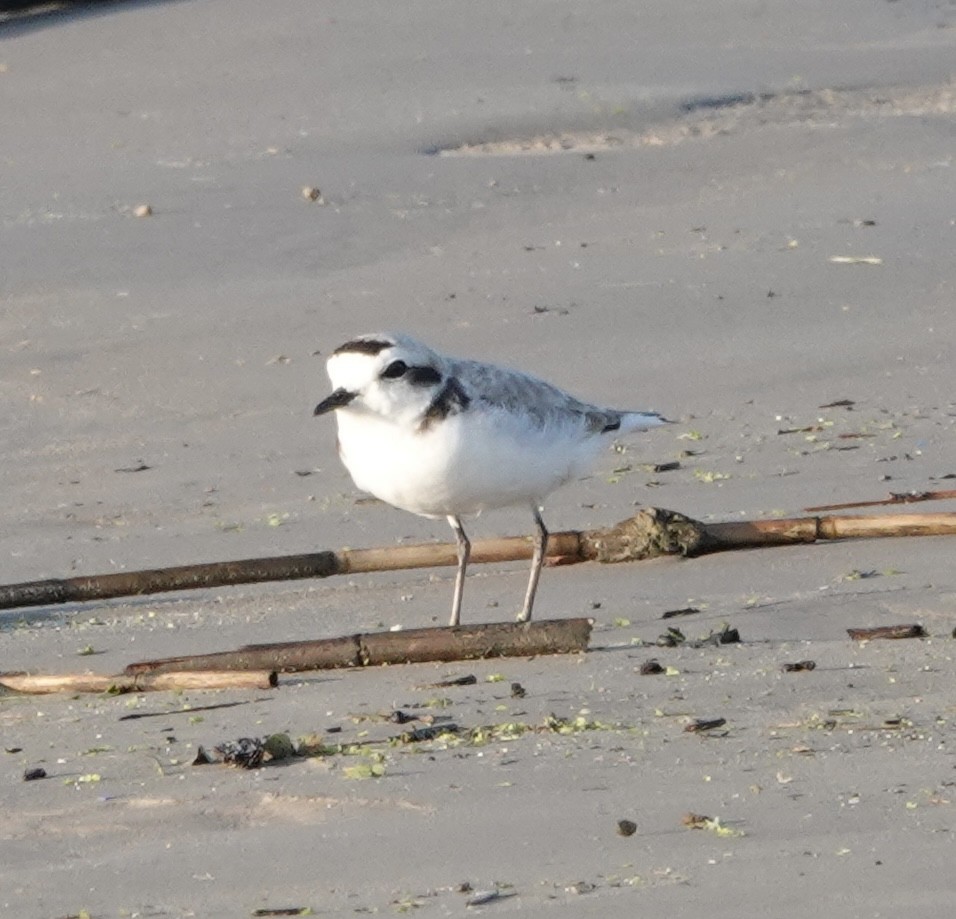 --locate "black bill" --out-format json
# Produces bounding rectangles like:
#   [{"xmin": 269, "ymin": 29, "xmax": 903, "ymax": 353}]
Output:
[{"xmin": 313, "ymin": 388, "xmax": 357, "ymax": 415}]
